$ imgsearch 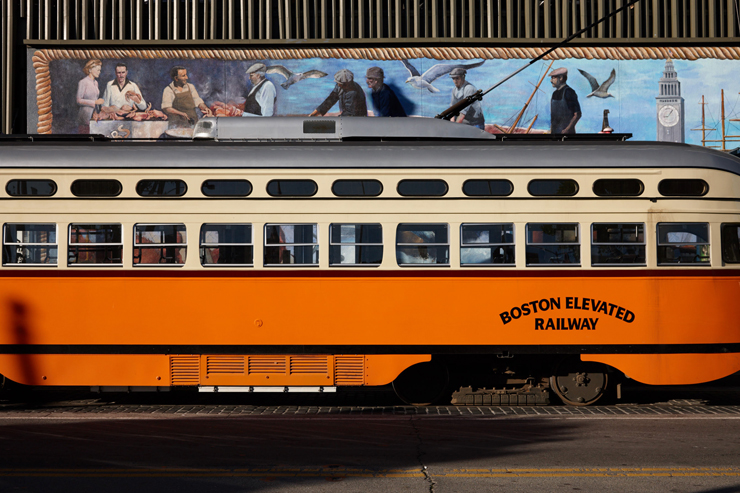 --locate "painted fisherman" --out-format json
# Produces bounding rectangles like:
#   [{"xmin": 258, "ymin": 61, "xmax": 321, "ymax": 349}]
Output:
[
  {"xmin": 449, "ymin": 68, "xmax": 485, "ymax": 130},
  {"xmin": 549, "ymin": 67, "xmax": 582, "ymax": 134},
  {"xmin": 365, "ymin": 66, "xmax": 406, "ymax": 117},
  {"xmin": 309, "ymin": 69, "xmax": 368, "ymax": 117}
]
